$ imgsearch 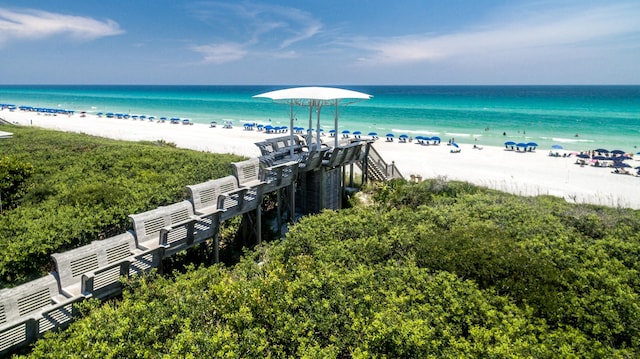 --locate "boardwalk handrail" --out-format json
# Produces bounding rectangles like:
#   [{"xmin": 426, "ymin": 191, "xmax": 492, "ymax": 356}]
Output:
[{"xmin": 362, "ymin": 143, "xmax": 403, "ymax": 181}]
